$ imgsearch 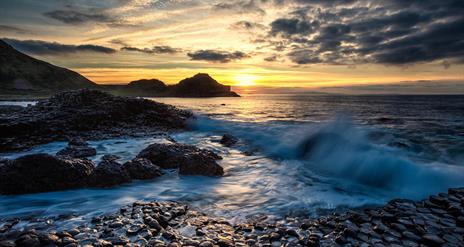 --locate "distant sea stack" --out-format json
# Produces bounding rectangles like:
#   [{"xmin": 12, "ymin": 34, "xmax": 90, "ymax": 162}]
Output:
[
  {"xmin": 0, "ymin": 39, "xmax": 97, "ymax": 97},
  {"xmin": 169, "ymin": 73, "xmax": 239, "ymax": 97},
  {"xmin": 103, "ymin": 73, "xmax": 240, "ymax": 98}
]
